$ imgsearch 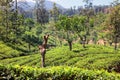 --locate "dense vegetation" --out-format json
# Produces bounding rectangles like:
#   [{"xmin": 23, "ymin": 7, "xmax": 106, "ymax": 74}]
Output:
[
  {"xmin": 0, "ymin": 41, "xmax": 20, "ymax": 59},
  {"xmin": 0, "ymin": 44, "xmax": 120, "ymax": 72},
  {"xmin": 1, "ymin": 64, "xmax": 120, "ymax": 80},
  {"xmin": 0, "ymin": 0, "xmax": 120, "ymax": 79}
]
